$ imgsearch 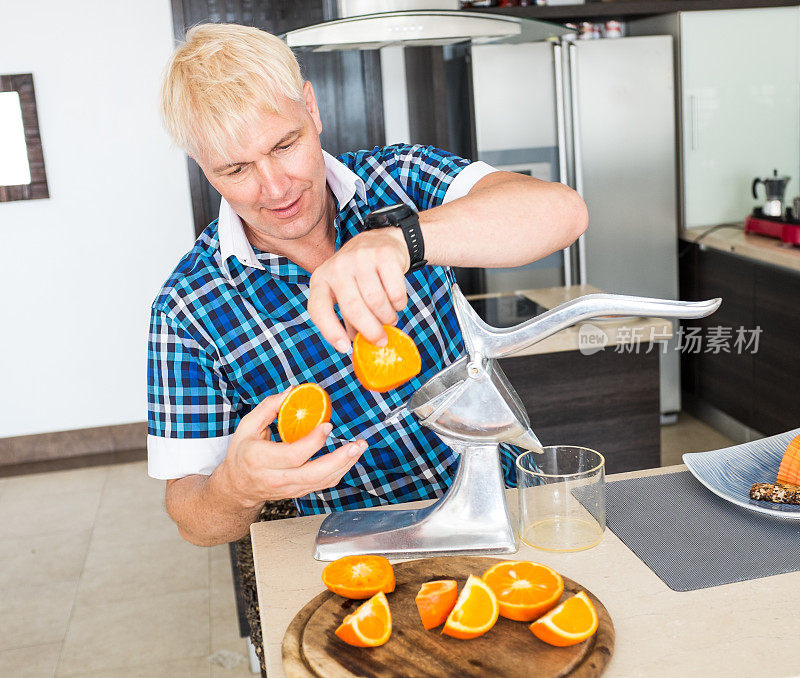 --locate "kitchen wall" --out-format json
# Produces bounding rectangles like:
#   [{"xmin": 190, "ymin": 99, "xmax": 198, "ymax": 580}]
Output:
[{"xmin": 0, "ymin": 0, "xmax": 194, "ymax": 437}]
